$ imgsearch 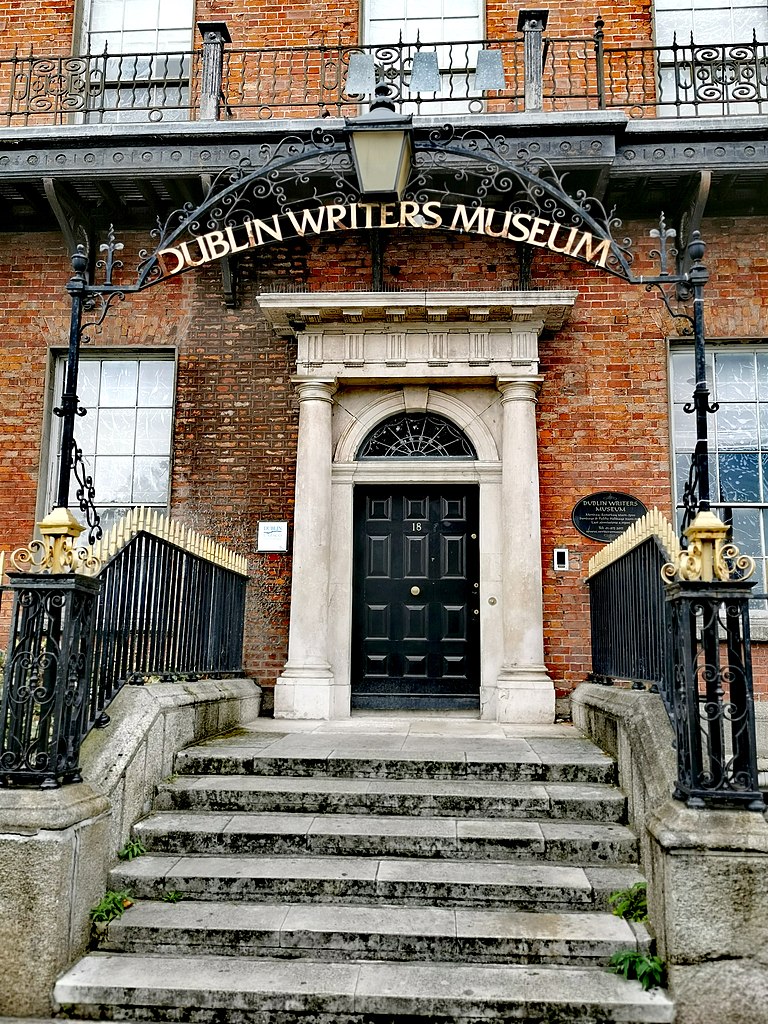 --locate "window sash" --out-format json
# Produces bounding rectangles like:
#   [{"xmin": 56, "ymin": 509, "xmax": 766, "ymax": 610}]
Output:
[
  {"xmin": 671, "ymin": 343, "xmax": 768, "ymax": 598},
  {"xmin": 46, "ymin": 353, "xmax": 176, "ymax": 534}
]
